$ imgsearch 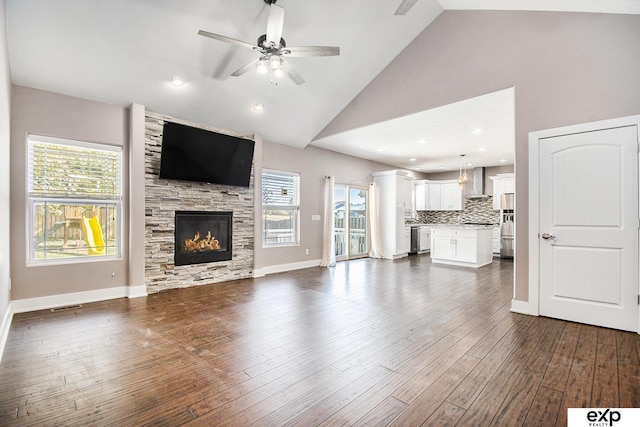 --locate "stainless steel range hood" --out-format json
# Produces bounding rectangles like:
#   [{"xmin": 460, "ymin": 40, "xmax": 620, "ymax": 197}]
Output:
[{"xmin": 465, "ymin": 167, "xmax": 490, "ymax": 199}]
